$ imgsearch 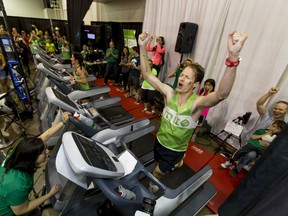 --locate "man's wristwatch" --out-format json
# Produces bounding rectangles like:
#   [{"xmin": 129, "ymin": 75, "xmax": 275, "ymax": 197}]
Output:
[{"xmin": 225, "ymin": 57, "xmax": 240, "ymax": 67}]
